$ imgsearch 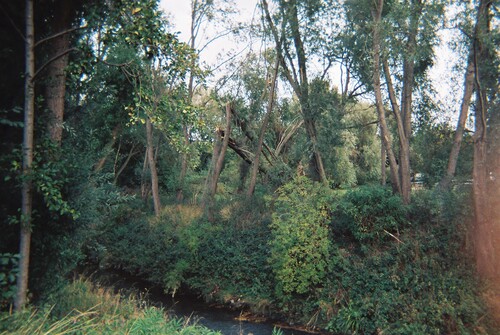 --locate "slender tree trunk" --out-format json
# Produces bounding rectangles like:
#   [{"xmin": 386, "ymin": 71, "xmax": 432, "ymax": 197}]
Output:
[
  {"xmin": 113, "ymin": 144, "xmax": 137, "ymax": 184},
  {"xmin": 397, "ymin": 1, "xmax": 422, "ymax": 204},
  {"xmin": 141, "ymin": 149, "xmax": 150, "ymax": 203},
  {"xmin": 177, "ymin": 3, "xmax": 198, "ymax": 202},
  {"xmin": 146, "ymin": 119, "xmax": 161, "ymax": 216},
  {"xmin": 381, "ymin": 133, "xmax": 386, "ymax": 185},
  {"xmin": 95, "ymin": 125, "xmax": 121, "ymax": 172},
  {"xmin": 247, "ymin": 59, "xmax": 279, "ymax": 196},
  {"xmin": 15, "ymin": 0, "xmax": 35, "ymax": 312},
  {"xmin": 45, "ymin": 0, "xmax": 72, "ymax": 144},
  {"xmin": 371, "ymin": 0, "xmax": 401, "ymax": 195},
  {"xmin": 176, "ymin": 126, "xmax": 189, "ymax": 202},
  {"xmin": 440, "ymin": 44, "xmax": 476, "ymax": 188}
]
